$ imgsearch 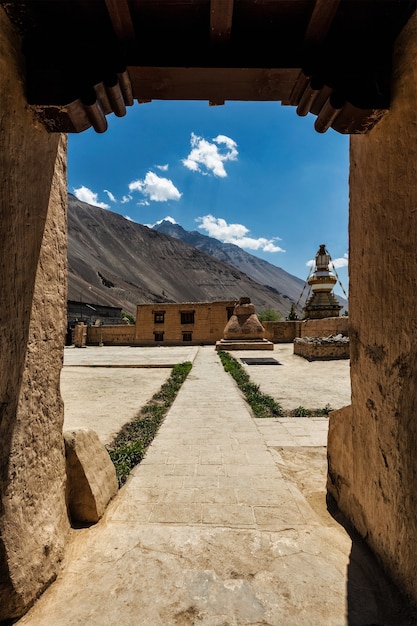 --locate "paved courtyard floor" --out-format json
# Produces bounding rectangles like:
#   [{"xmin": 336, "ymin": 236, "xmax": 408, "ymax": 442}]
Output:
[{"xmin": 16, "ymin": 345, "xmax": 415, "ymax": 625}]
